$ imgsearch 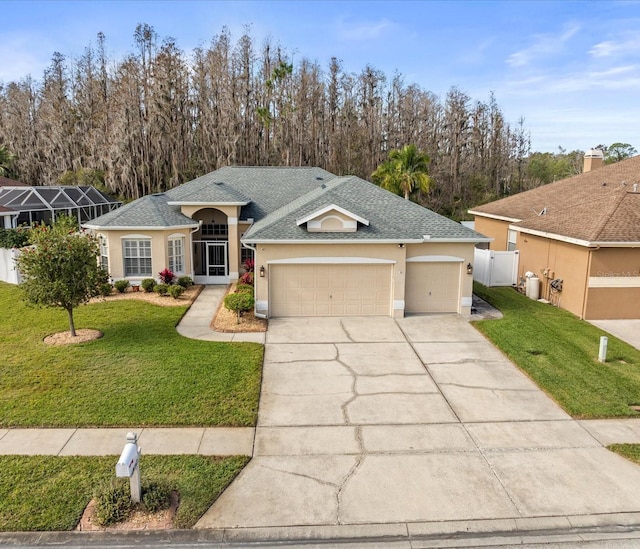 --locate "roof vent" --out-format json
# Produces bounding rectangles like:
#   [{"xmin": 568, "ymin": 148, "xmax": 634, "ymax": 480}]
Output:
[
  {"xmin": 152, "ymin": 193, "xmax": 165, "ymax": 197},
  {"xmin": 601, "ymin": 182, "xmax": 607, "ymax": 186},
  {"xmin": 321, "ymin": 184, "xmax": 326, "ymax": 189},
  {"xmin": 214, "ymin": 181, "xmax": 224, "ymax": 186},
  {"xmin": 634, "ymin": 183, "xmax": 639, "ymax": 193},
  {"xmin": 316, "ymin": 176, "xmax": 324, "ymax": 180}
]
